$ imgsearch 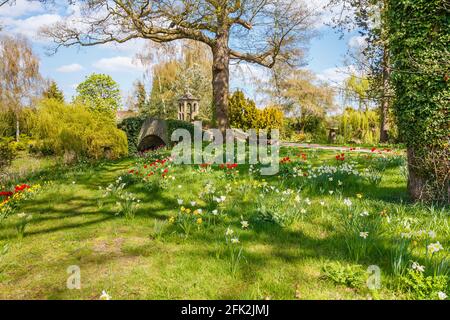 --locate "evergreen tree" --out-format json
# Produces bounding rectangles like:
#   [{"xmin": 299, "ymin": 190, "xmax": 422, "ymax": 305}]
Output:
[{"xmin": 43, "ymin": 80, "xmax": 64, "ymax": 102}]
